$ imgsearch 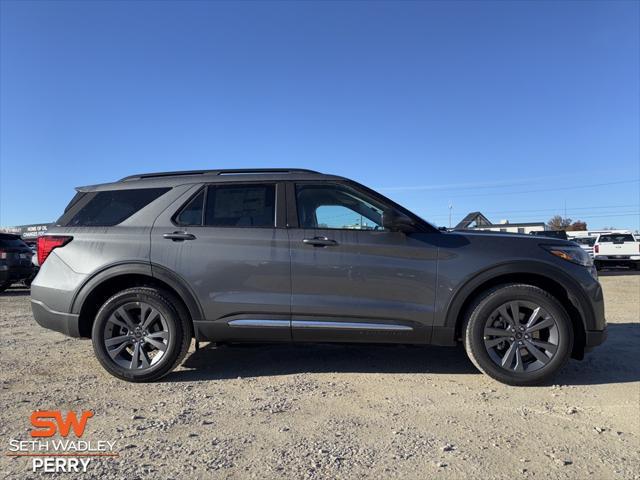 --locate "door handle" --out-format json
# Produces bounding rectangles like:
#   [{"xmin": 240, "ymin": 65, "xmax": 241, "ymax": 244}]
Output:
[
  {"xmin": 302, "ymin": 236, "xmax": 338, "ymax": 247},
  {"xmin": 163, "ymin": 231, "xmax": 196, "ymax": 241}
]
